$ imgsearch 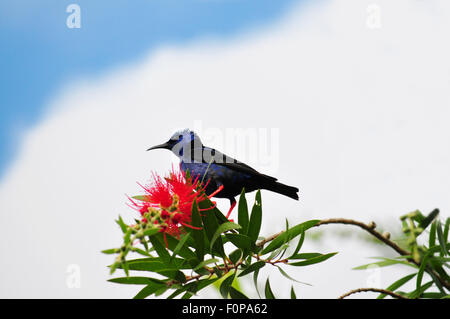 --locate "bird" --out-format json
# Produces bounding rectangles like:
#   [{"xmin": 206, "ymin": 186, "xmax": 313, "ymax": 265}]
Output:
[{"xmin": 147, "ymin": 129, "xmax": 299, "ymax": 218}]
